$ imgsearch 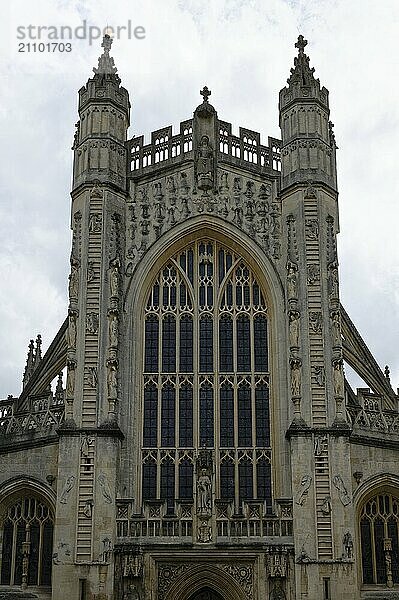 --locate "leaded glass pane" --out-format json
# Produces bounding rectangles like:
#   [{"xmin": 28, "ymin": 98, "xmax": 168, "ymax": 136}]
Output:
[
  {"xmin": 220, "ymin": 384, "xmax": 234, "ymax": 447},
  {"xmin": 144, "ymin": 316, "xmax": 158, "ymax": 373},
  {"xmin": 200, "ymin": 317, "xmax": 213, "ymax": 372},
  {"xmin": 179, "ymin": 384, "xmax": 193, "ymax": 447},
  {"xmin": 238, "ymin": 385, "xmax": 252, "ymax": 447},
  {"xmin": 257, "ymin": 459, "xmax": 272, "ymax": 512},
  {"xmin": 255, "ymin": 384, "xmax": 270, "ymax": 447},
  {"xmin": 219, "ymin": 317, "xmax": 233, "ymax": 372},
  {"xmin": 239, "ymin": 459, "xmax": 253, "ymax": 502},
  {"xmin": 162, "ymin": 316, "xmax": 176, "ymax": 372},
  {"xmin": 361, "ymin": 517, "xmax": 373, "ymax": 584},
  {"xmin": 143, "ymin": 385, "xmax": 157, "ymax": 447},
  {"xmin": 142, "ymin": 462, "xmax": 157, "ymax": 500},
  {"xmin": 160, "ymin": 459, "xmax": 175, "ymax": 509},
  {"xmin": 179, "ymin": 459, "xmax": 194, "ymax": 499},
  {"xmin": 237, "ymin": 316, "xmax": 251, "ymax": 371},
  {"xmin": 254, "ymin": 316, "xmax": 268, "ymax": 371},
  {"xmin": 200, "ymin": 383, "xmax": 214, "ymax": 446},
  {"xmin": 161, "ymin": 384, "xmax": 175, "ymax": 447},
  {"xmin": 180, "ymin": 316, "xmax": 193, "ymax": 373},
  {"xmin": 220, "ymin": 461, "xmax": 235, "ymax": 499}
]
